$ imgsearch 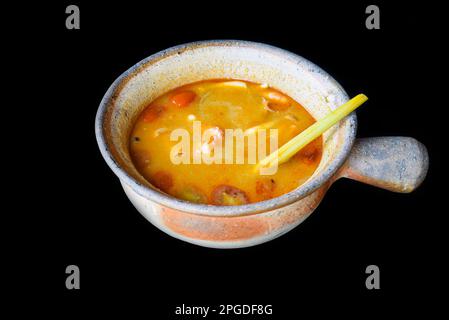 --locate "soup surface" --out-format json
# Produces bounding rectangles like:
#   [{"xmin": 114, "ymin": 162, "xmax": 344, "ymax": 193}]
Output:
[{"xmin": 129, "ymin": 79, "xmax": 322, "ymax": 205}]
